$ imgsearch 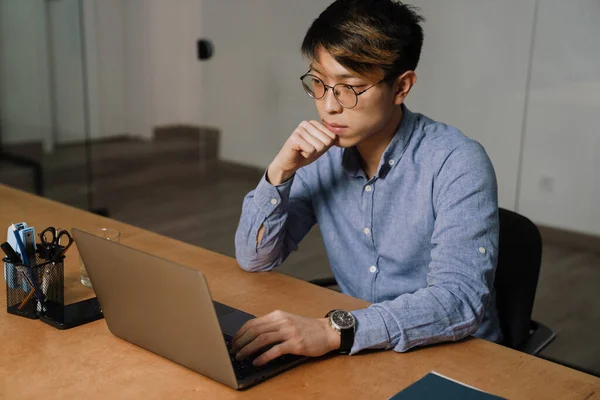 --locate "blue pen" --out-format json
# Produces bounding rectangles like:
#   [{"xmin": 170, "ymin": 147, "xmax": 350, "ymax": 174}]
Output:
[
  {"xmin": 5, "ymin": 223, "xmax": 26, "ymax": 289},
  {"xmin": 13, "ymin": 229, "xmax": 29, "ymax": 266},
  {"xmin": 11, "ymin": 229, "xmax": 31, "ymax": 291}
]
